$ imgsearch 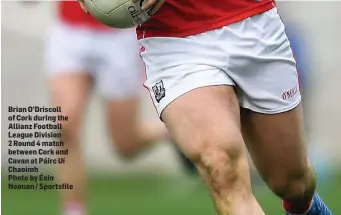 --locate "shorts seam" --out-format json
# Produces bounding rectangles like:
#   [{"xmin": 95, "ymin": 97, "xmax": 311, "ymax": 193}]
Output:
[
  {"xmin": 240, "ymin": 96, "xmax": 302, "ymax": 114},
  {"xmin": 157, "ymin": 81, "xmax": 234, "ymax": 118}
]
